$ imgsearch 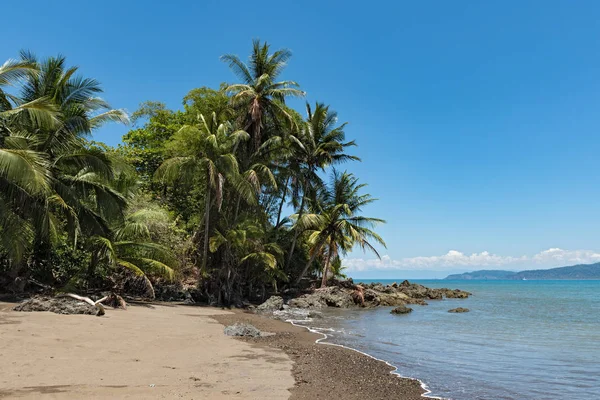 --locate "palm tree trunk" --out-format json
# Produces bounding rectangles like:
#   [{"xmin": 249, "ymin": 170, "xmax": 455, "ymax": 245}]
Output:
[
  {"xmin": 201, "ymin": 173, "xmax": 211, "ymax": 275},
  {"xmin": 294, "ymin": 239, "xmax": 325, "ymax": 286},
  {"xmin": 275, "ymin": 176, "xmax": 289, "ymax": 227},
  {"xmin": 286, "ymin": 192, "xmax": 306, "ymax": 271},
  {"xmin": 320, "ymin": 239, "xmax": 335, "ymax": 288}
]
